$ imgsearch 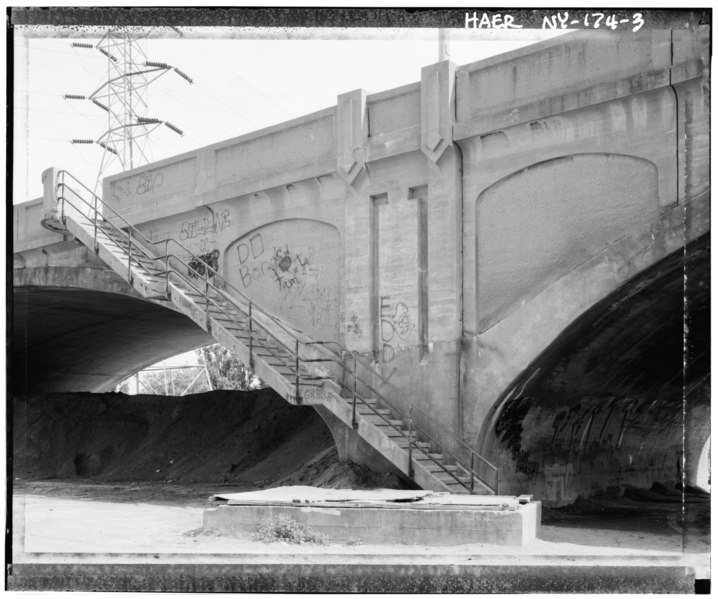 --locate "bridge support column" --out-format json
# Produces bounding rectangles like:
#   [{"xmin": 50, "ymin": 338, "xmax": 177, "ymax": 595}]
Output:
[
  {"xmin": 313, "ymin": 405, "xmax": 408, "ymax": 482},
  {"xmin": 420, "ymin": 60, "xmax": 466, "ymax": 447}
]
